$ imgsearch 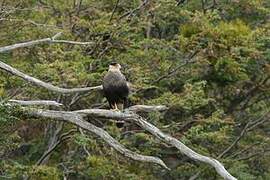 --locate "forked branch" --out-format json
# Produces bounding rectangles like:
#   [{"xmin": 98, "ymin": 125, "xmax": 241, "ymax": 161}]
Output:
[
  {"xmin": 25, "ymin": 108, "xmax": 169, "ymax": 170},
  {"xmin": 75, "ymin": 108, "xmax": 237, "ymax": 180}
]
